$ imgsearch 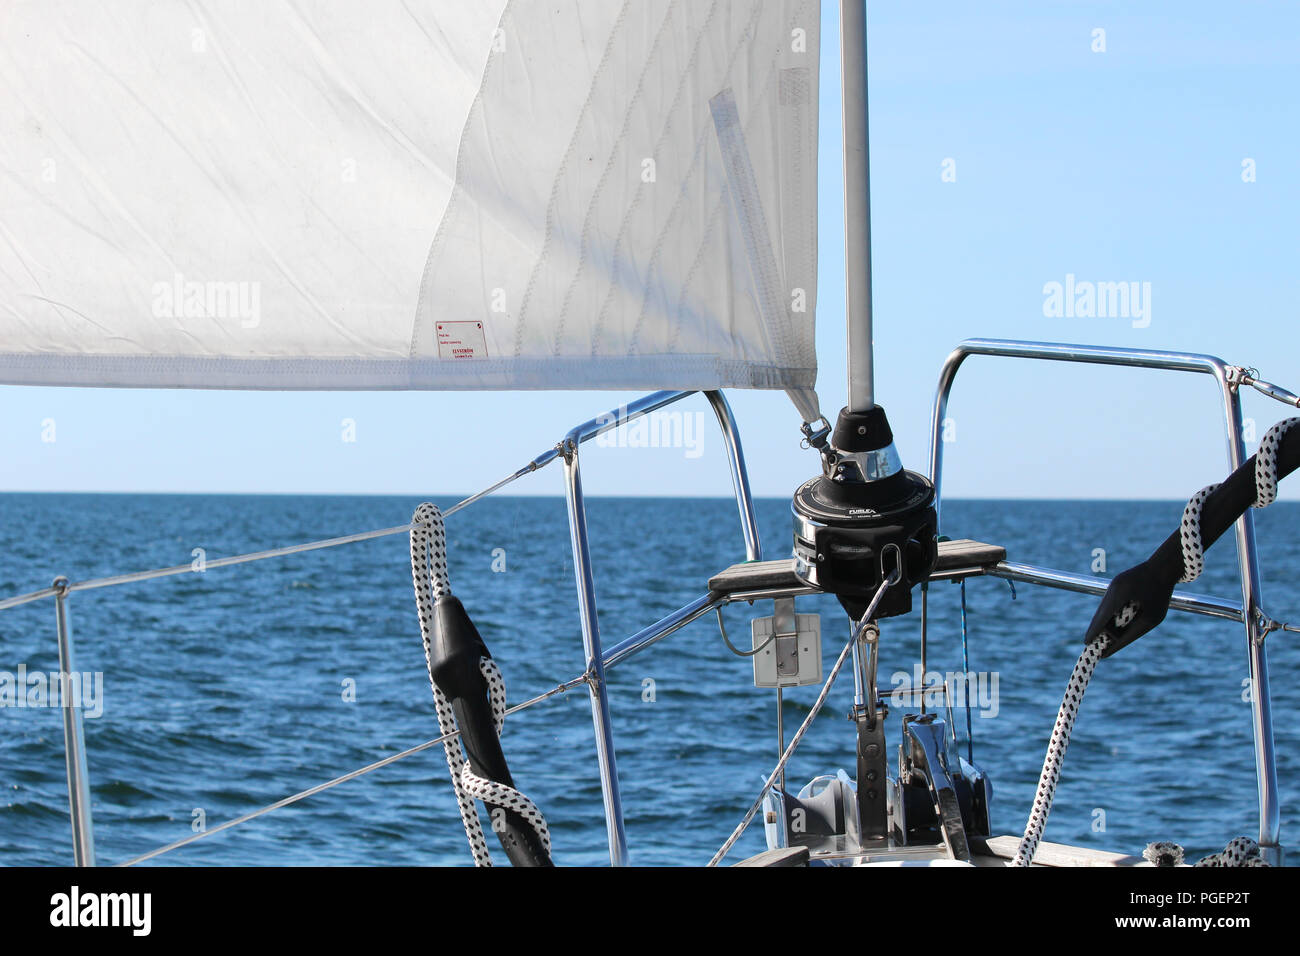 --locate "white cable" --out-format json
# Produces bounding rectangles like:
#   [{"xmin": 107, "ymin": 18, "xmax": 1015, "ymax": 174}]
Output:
[{"xmin": 117, "ymin": 675, "xmax": 581, "ymax": 867}]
